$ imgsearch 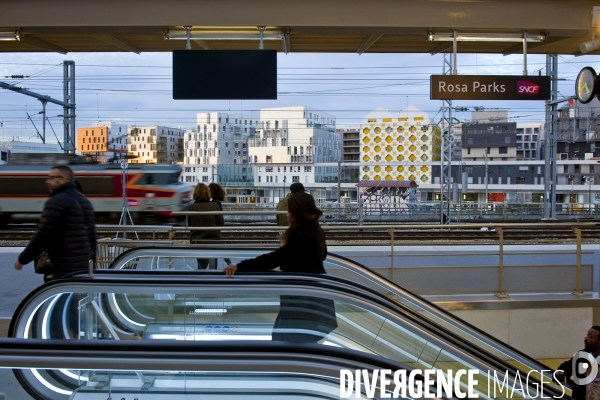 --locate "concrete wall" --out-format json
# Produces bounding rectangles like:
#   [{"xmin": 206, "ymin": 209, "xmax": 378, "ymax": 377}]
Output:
[{"xmin": 449, "ymin": 307, "xmax": 594, "ymax": 360}]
